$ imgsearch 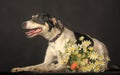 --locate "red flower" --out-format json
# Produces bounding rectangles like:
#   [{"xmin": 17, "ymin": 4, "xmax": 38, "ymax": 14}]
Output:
[{"xmin": 70, "ymin": 61, "xmax": 78, "ymax": 70}]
